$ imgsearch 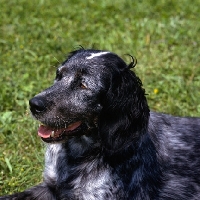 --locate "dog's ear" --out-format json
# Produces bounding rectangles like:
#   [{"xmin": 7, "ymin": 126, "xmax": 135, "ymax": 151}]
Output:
[{"xmin": 99, "ymin": 69, "xmax": 150, "ymax": 154}]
